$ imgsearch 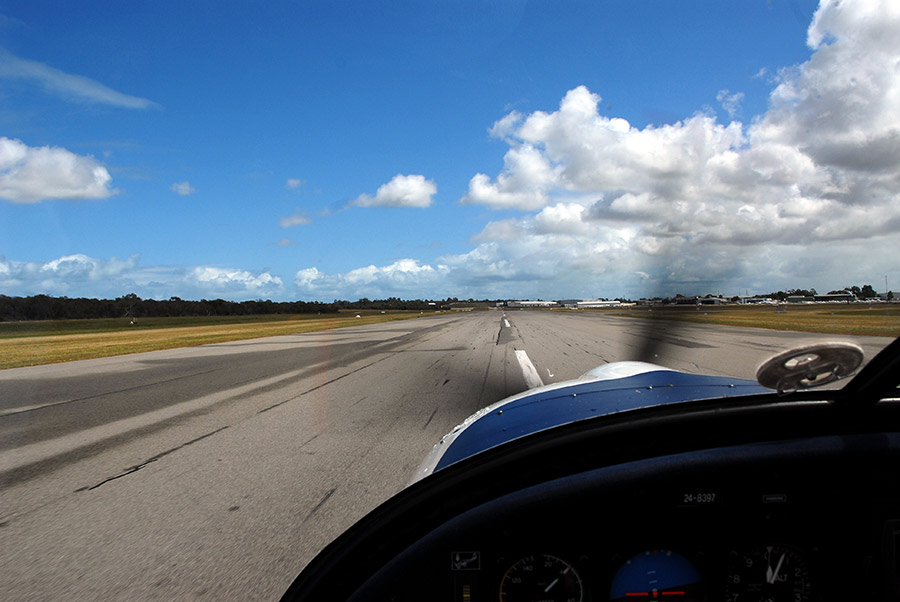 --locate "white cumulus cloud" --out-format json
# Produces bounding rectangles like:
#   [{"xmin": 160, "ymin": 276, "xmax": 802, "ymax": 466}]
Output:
[
  {"xmin": 0, "ymin": 254, "xmax": 285, "ymax": 301},
  {"xmin": 352, "ymin": 174, "xmax": 437, "ymax": 208},
  {"xmin": 716, "ymin": 89, "xmax": 745, "ymax": 119},
  {"xmin": 170, "ymin": 181, "xmax": 196, "ymax": 196},
  {"xmin": 0, "ymin": 137, "xmax": 116, "ymax": 203},
  {"xmin": 295, "ymin": 267, "xmax": 322, "ymax": 288},
  {"xmin": 295, "ymin": 259, "xmax": 449, "ymax": 299},
  {"xmin": 279, "ymin": 212, "xmax": 312, "ymax": 228},
  {"xmin": 0, "ymin": 254, "xmax": 138, "ymax": 296},
  {"xmin": 189, "ymin": 267, "xmax": 283, "ymax": 292},
  {"xmin": 461, "ymin": 145, "xmax": 561, "ymax": 210},
  {"xmin": 451, "ymin": 0, "xmax": 900, "ymax": 298}
]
